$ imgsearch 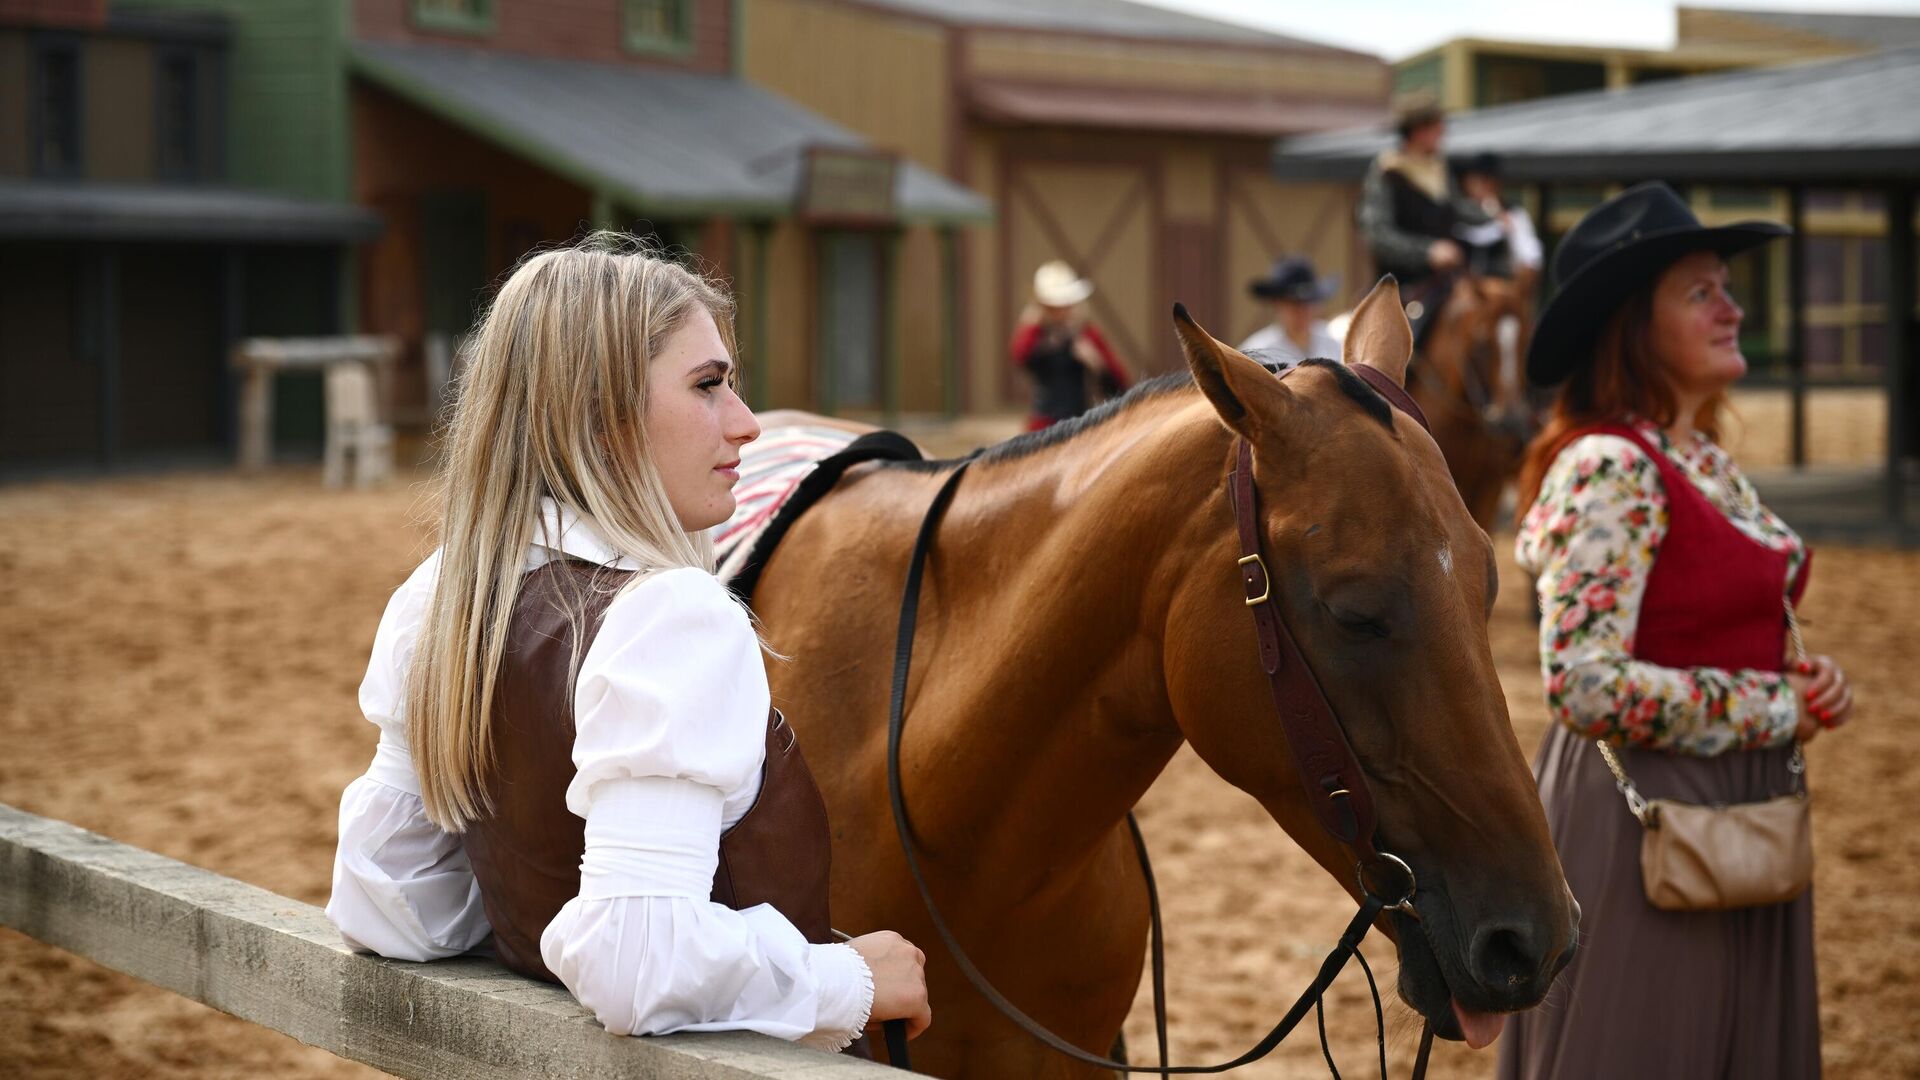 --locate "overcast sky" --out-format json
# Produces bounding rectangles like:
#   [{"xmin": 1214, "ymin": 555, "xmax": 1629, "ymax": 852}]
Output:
[{"xmin": 1137, "ymin": 0, "xmax": 1920, "ymax": 60}]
